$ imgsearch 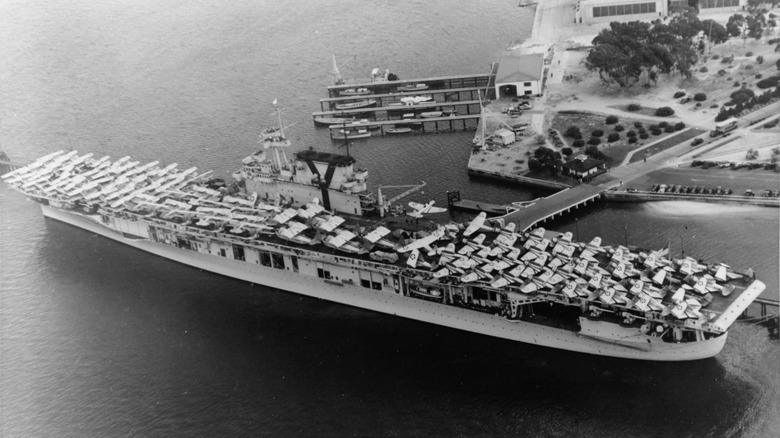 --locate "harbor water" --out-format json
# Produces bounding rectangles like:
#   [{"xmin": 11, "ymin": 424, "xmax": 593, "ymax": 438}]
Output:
[{"xmin": 1, "ymin": 1, "xmax": 778, "ymax": 436}]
